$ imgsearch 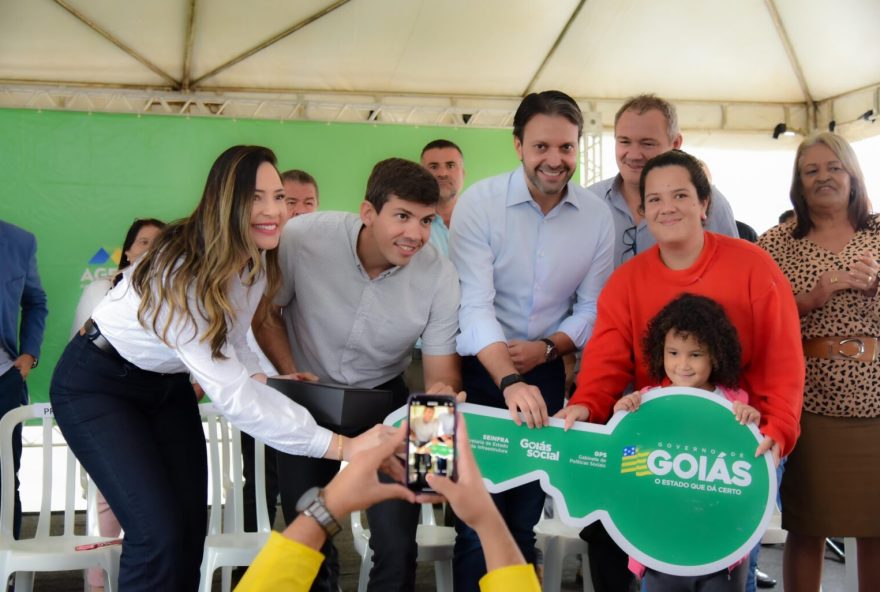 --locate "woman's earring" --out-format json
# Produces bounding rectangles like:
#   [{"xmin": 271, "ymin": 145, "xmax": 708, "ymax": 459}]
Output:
[{"xmin": 701, "ymin": 212, "xmax": 708, "ymax": 221}]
